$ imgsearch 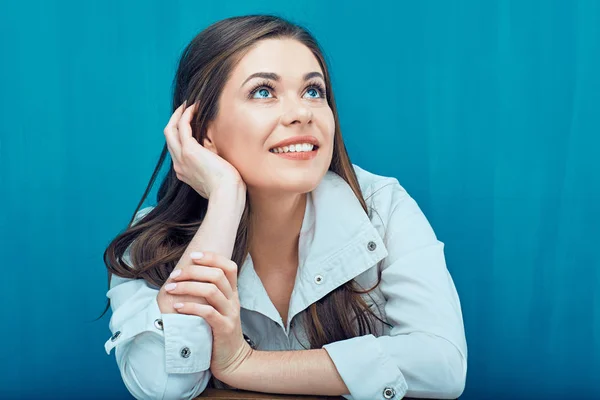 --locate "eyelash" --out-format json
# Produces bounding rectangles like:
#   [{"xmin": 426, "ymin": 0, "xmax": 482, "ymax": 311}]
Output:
[{"xmin": 247, "ymin": 80, "xmax": 327, "ymax": 99}]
